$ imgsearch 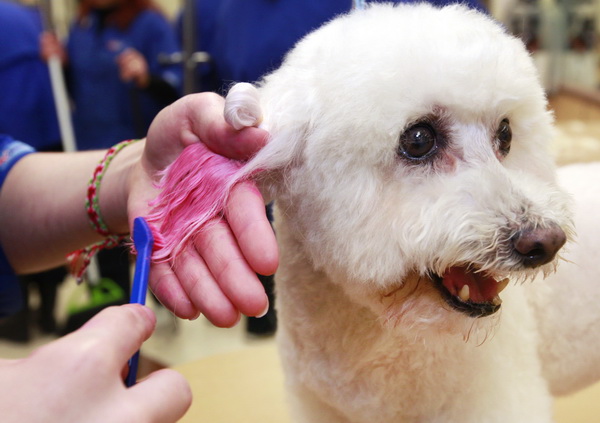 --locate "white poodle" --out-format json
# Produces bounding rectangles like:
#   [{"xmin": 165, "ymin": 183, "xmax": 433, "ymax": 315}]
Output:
[{"xmin": 153, "ymin": 3, "xmax": 600, "ymax": 422}]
